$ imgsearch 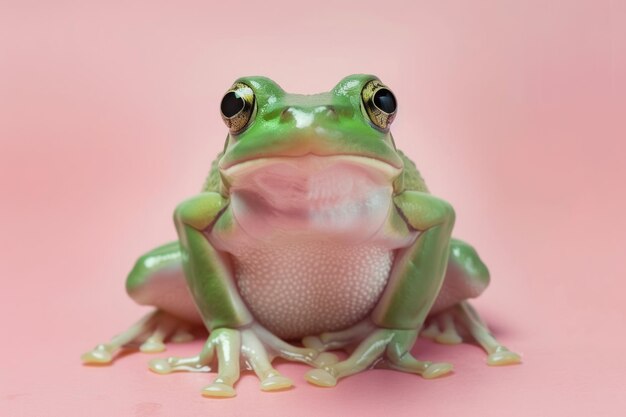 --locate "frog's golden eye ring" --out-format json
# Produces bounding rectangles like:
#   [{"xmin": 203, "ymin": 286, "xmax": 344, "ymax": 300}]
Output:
[
  {"xmin": 361, "ymin": 79, "xmax": 397, "ymax": 130},
  {"xmin": 220, "ymin": 82, "xmax": 255, "ymax": 134}
]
